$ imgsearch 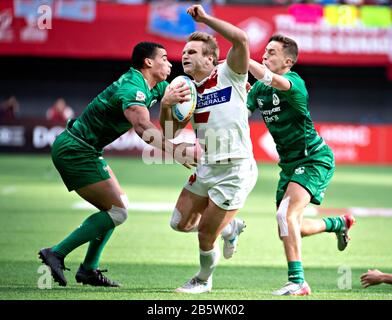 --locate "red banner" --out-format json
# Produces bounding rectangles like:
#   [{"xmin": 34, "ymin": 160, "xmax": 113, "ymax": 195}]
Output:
[
  {"xmin": 250, "ymin": 121, "xmax": 392, "ymax": 165},
  {"xmin": 0, "ymin": 0, "xmax": 391, "ymax": 69}
]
